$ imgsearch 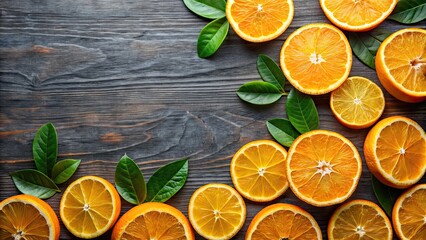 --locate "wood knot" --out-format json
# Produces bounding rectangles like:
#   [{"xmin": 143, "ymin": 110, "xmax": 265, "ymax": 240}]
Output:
[{"xmin": 101, "ymin": 132, "xmax": 124, "ymax": 143}]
